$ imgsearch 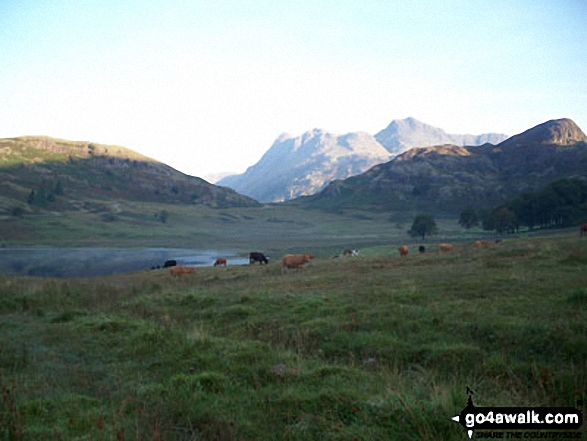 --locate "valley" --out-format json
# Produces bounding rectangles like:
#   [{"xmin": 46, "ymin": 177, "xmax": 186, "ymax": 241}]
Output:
[{"xmin": 0, "ymin": 120, "xmax": 586, "ymax": 439}]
